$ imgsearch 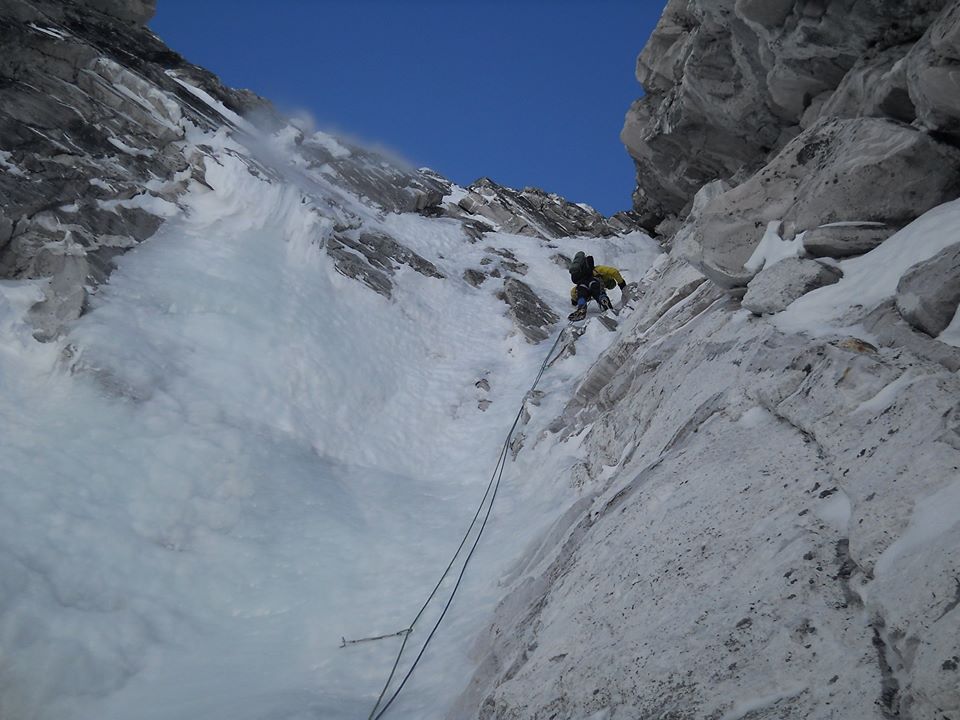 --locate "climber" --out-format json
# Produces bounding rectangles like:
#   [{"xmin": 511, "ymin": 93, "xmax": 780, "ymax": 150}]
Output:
[{"xmin": 567, "ymin": 251, "xmax": 627, "ymax": 321}]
